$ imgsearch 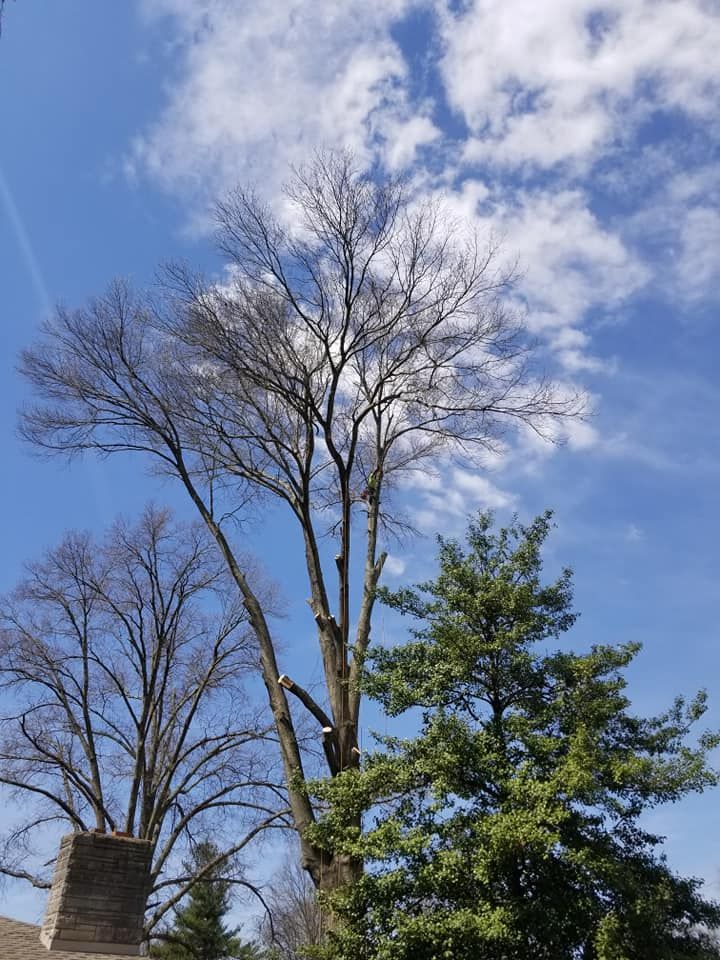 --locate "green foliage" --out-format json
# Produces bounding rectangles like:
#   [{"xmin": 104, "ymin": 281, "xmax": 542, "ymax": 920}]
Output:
[
  {"xmin": 151, "ymin": 842, "xmax": 260, "ymax": 960},
  {"xmin": 309, "ymin": 512, "xmax": 720, "ymax": 959}
]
